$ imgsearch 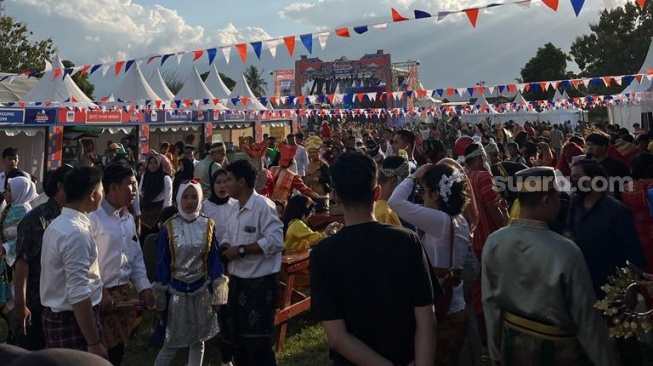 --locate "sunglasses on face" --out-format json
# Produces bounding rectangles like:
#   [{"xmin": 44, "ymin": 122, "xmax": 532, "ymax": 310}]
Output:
[{"xmin": 181, "ymin": 178, "xmax": 200, "ymax": 184}]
